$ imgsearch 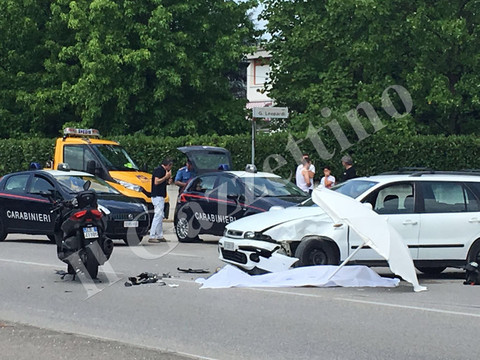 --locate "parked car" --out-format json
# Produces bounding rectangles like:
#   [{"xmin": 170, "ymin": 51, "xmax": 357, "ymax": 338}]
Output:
[
  {"xmin": 173, "ymin": 167, "xmax": 309, "ymax": 242},
  {"xmin": 218, "ymin": 171, "xmax": 480, "ymax": 274},
  {"xmin": 0, "ymin": 169, "xmax": 149, "ymax": 245}
]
